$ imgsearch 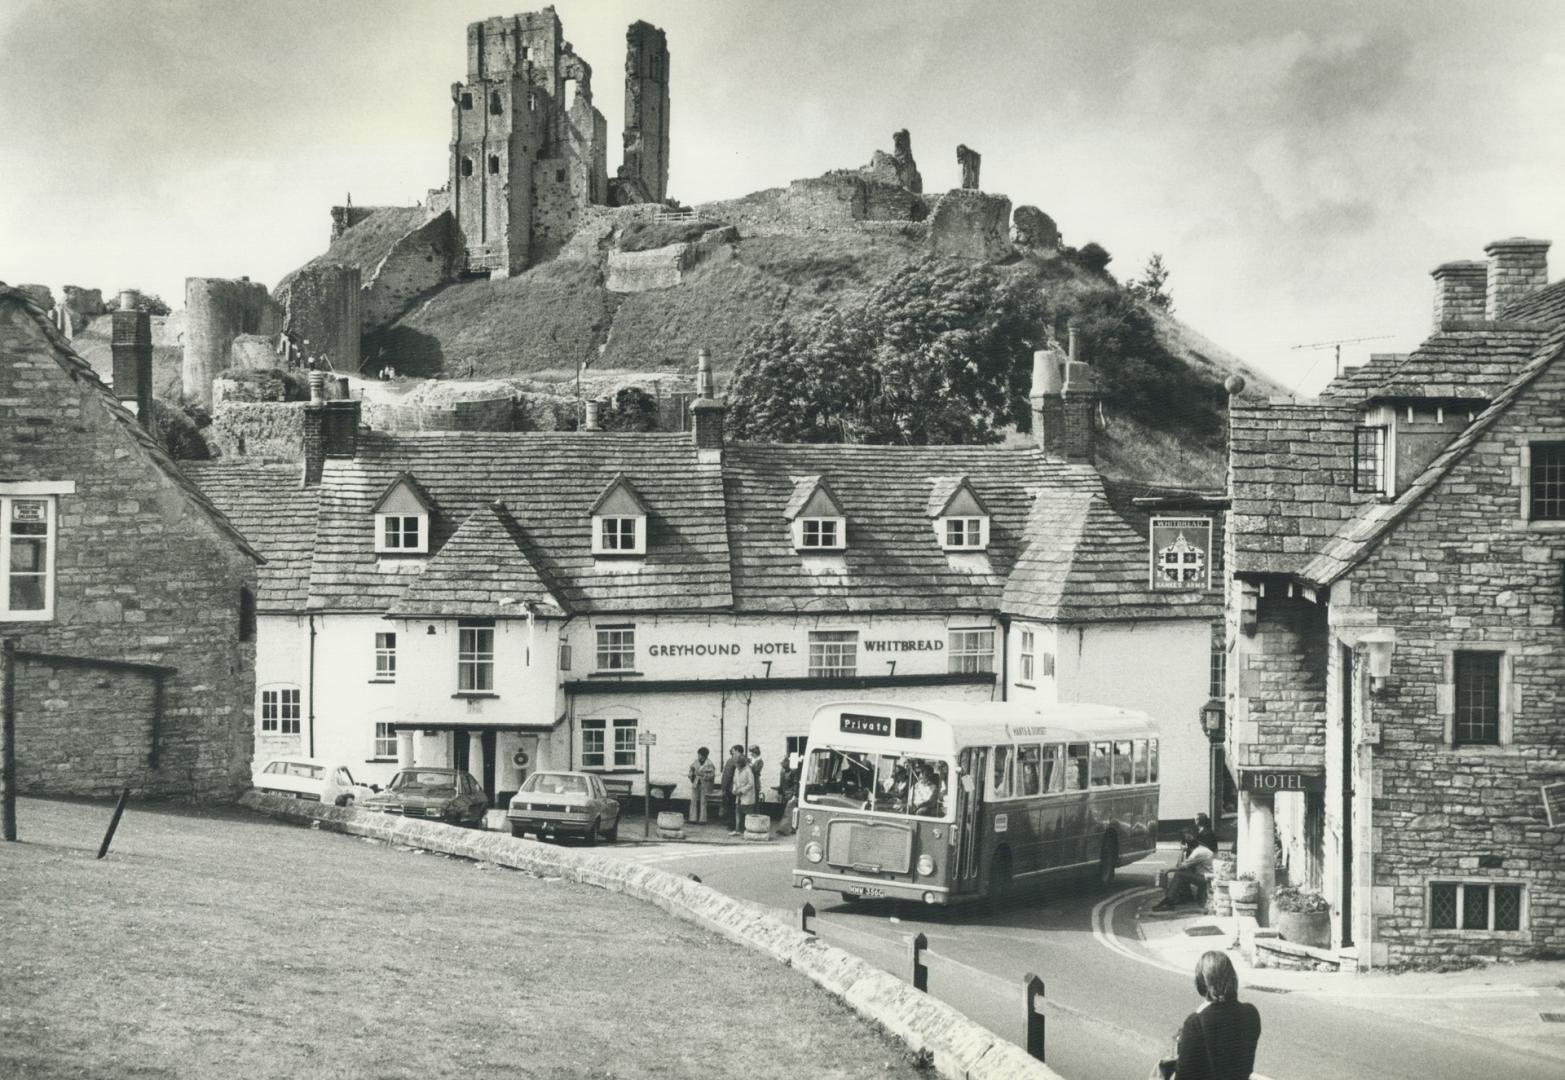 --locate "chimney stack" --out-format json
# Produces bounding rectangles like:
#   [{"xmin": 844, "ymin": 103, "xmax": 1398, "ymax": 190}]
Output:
[
  {"xmin": 691, "ymin": 347, "xmax": 725, "ymax": 457},
  {"xmin": 1485, "ymin": 238, "xmax": 1550, "ymax": 319},
  {"xmin": 1060, "ymin": 327, "xmax": 1098, "ymax": 464},
  {"xmin": 1430, "ymin": 261, "xmax": 1487, "ymax": 330},
  {"xmin": 301, "ymin": 373, "xmax": 360, "ymax": 486},
  {"xmin": 110, "ymin": 289, "xmax": 153, "ymax": 422},
  {"xmin": 1029, "ymin": 345, "xmax": 1065, "ymax": 455}
]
